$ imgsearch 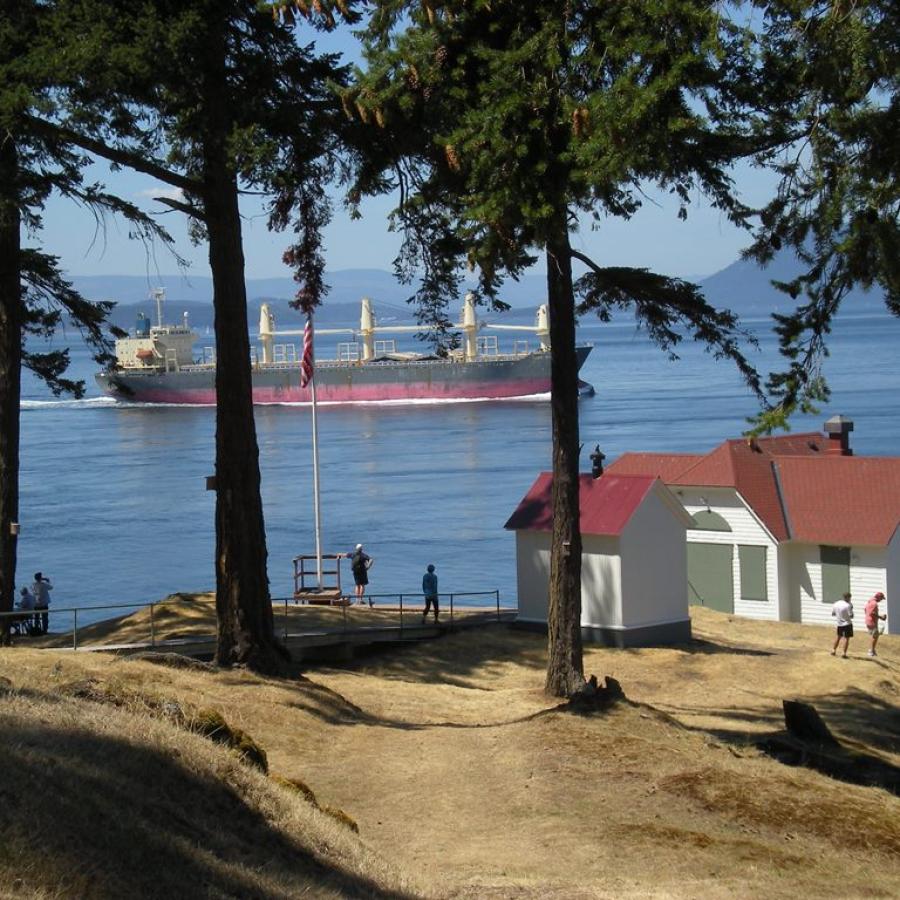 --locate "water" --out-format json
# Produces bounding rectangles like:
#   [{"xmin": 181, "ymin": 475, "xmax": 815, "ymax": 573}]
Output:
[{"xmin": 18, "ymin": 309, "xmax": 899, "ymax": 627}]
